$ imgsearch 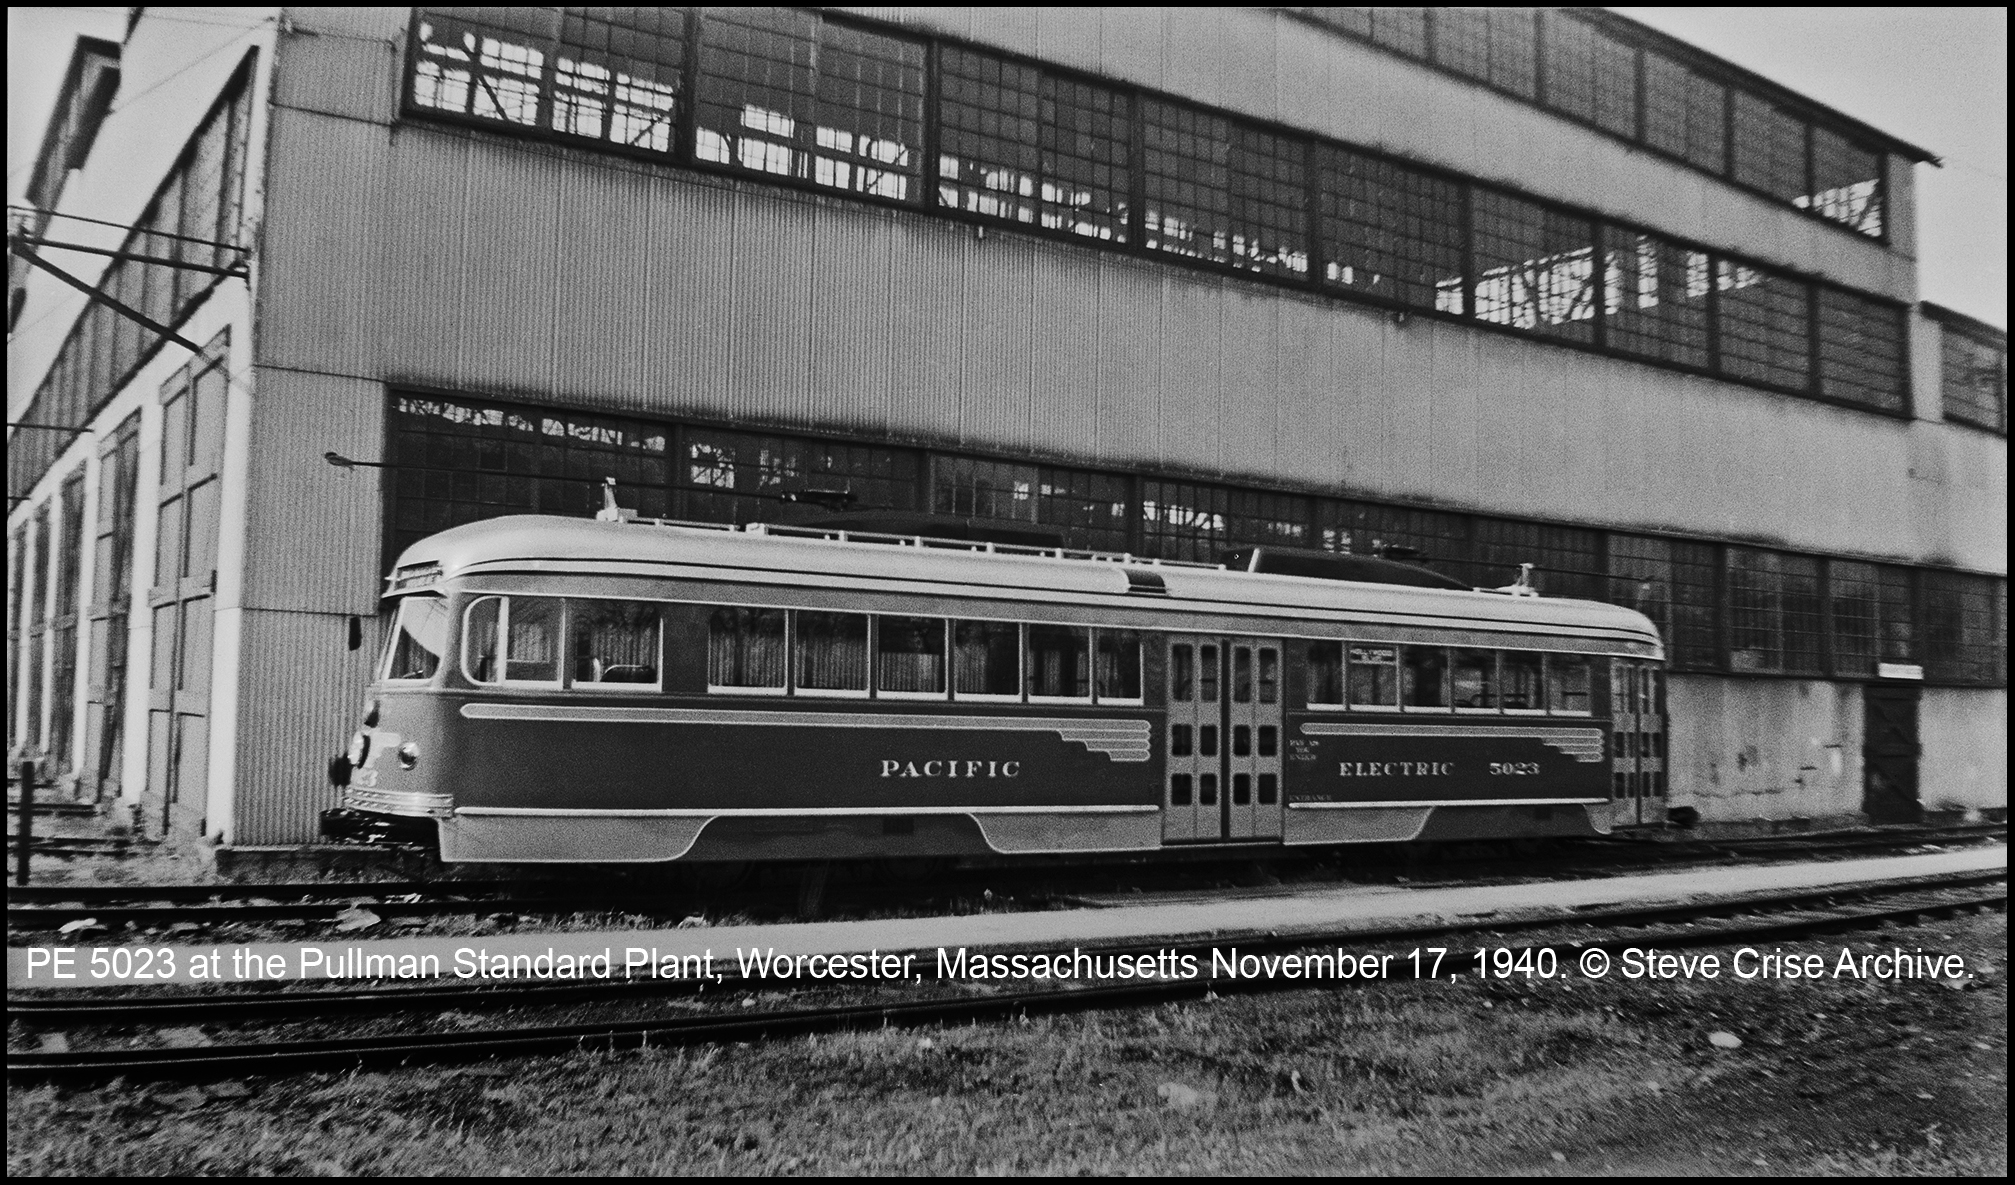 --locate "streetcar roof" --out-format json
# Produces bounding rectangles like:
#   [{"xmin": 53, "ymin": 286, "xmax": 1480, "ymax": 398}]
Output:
[{"xmin": 389, "ymin": 515, "xmax": 1663, "ymax": 655}]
